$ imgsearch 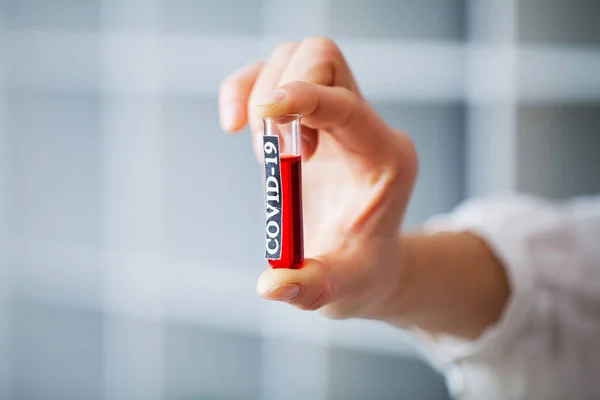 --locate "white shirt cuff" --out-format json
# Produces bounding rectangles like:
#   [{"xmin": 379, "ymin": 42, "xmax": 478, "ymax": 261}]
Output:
[{"xmin": 410, "ymin": 196, "xmax": 549, "ymax": 393}]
